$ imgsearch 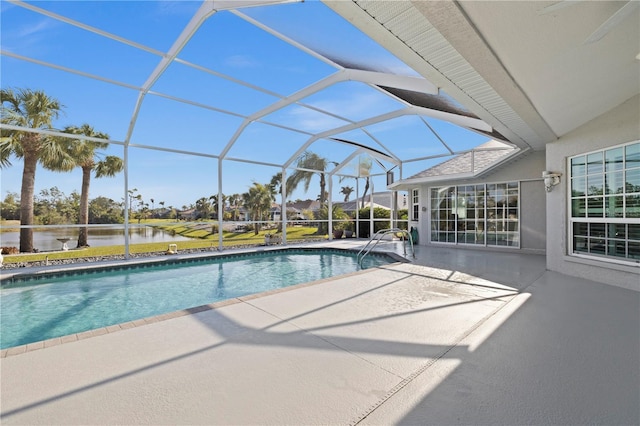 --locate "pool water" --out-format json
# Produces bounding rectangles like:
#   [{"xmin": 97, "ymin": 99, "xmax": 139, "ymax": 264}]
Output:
[{"xmin": 0, "ymin": 249, "xmax": 391, "ymax": 349}]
